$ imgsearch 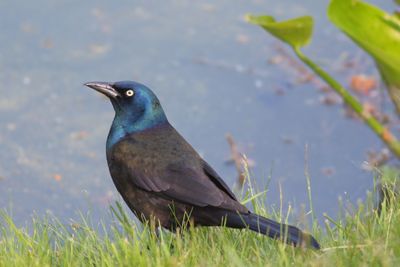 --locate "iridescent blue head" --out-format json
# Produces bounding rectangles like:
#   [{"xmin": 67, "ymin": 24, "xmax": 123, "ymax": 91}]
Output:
[{"xmin": 85, "ymin": 80, "xmax": 168, "ymax": 147}]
